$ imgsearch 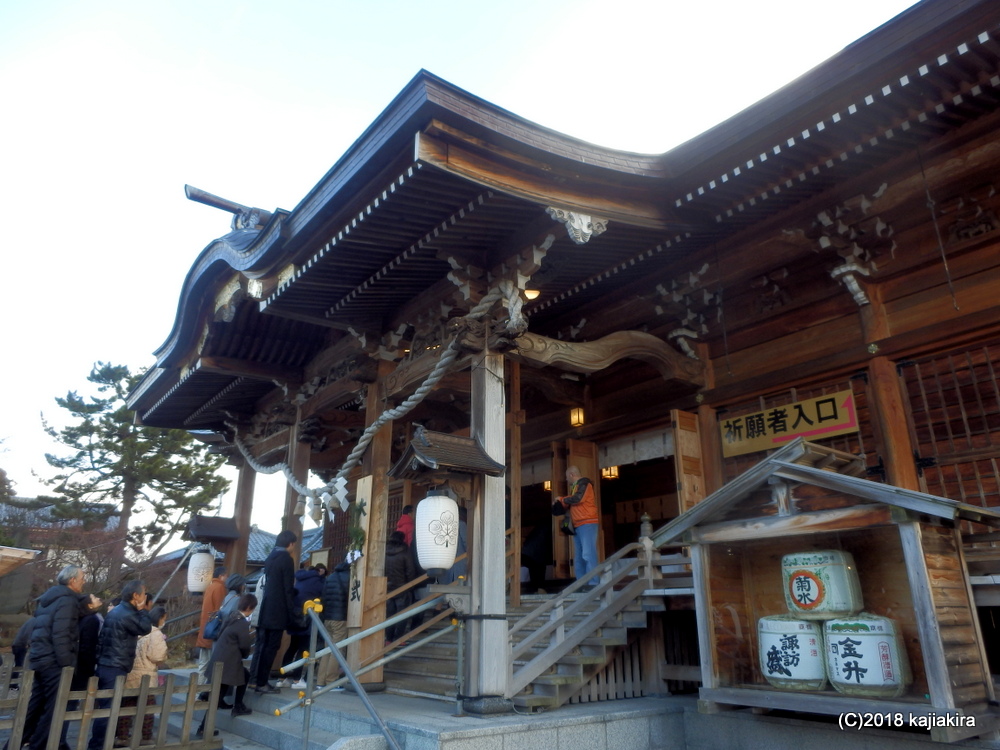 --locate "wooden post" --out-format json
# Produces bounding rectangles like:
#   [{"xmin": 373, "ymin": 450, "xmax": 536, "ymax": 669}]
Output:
[
  {"xmin": 509, "ymin": 360, "xmax": 522, "ymax": 608},
  {"xmin": 551, "ymin": 441, "xmax": 569, "ymax": 579},
  {"xmin": 228, "ymin": 459, "xmax": 255, "ymax": 576},
  {"xmin": 467, "ymin": 346, "xmax": 511, "ymax": 709},
  {"xmin": 356, "ymin": 362, "xmax": 394, "ymax": 687},
  {"xmin": 697, "ymin": 404, "xmax": 723, "ymax": 495},
  {"xmin": 868, "ymin": 356, "xmax": 920, "ymax": 490},
  {"xmin": 282, "ymin": 409, "xmax": 308, "ymax": 562}
]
